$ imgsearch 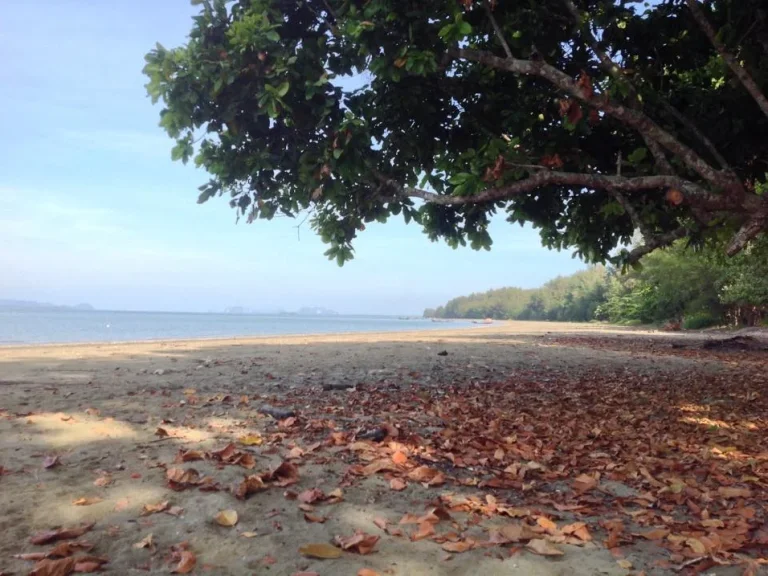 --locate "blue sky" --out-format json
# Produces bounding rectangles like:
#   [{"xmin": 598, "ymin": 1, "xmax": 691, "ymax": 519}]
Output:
[{"xmin": 0, "ymin": 0, "xmax": 587, "ymax": 315}]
